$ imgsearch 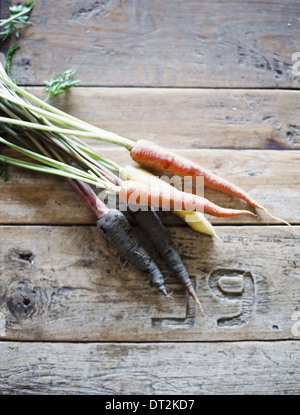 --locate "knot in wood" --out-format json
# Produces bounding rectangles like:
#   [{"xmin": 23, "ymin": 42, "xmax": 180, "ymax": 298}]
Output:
[
  {"xmin": 7, "ymin": 290, "xmax": 35, "ymax": 321},
  {"xmin": 5, "ymin": 279, "xmax": 38, "ymax": 321}
]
